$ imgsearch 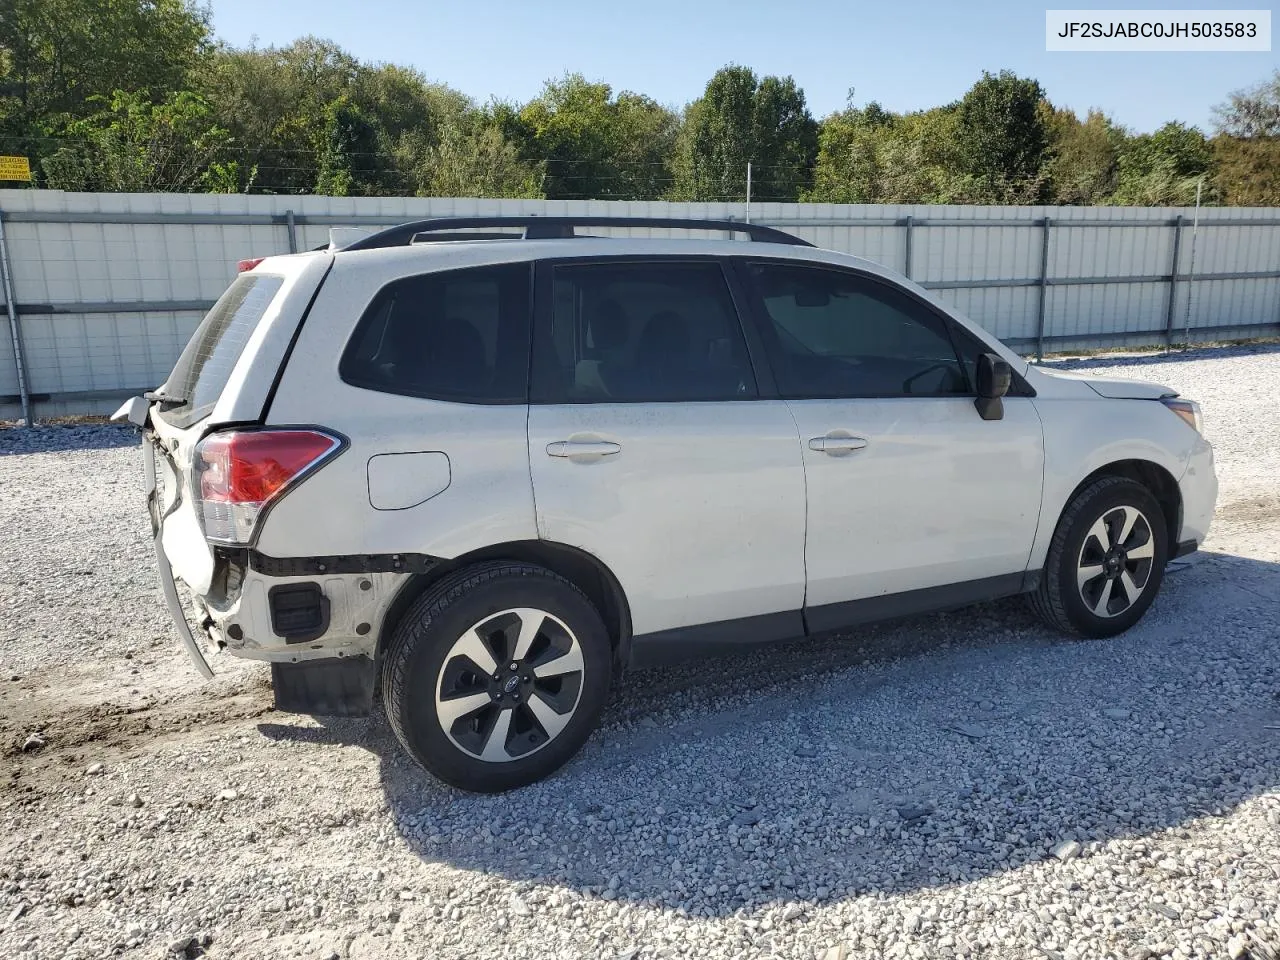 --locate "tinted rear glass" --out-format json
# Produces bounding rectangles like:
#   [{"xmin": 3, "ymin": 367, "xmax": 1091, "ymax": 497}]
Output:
[
  {"xmin": 339, "ymin": 263, "xmax": 531, "ymax": 404},
  {"xmin": 160, "ymin": 274, "xmax": 284, "ymax": 427},
  {"xmin": 532, "ymin": 261, "xmax": 756, "ymax": 403}
]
